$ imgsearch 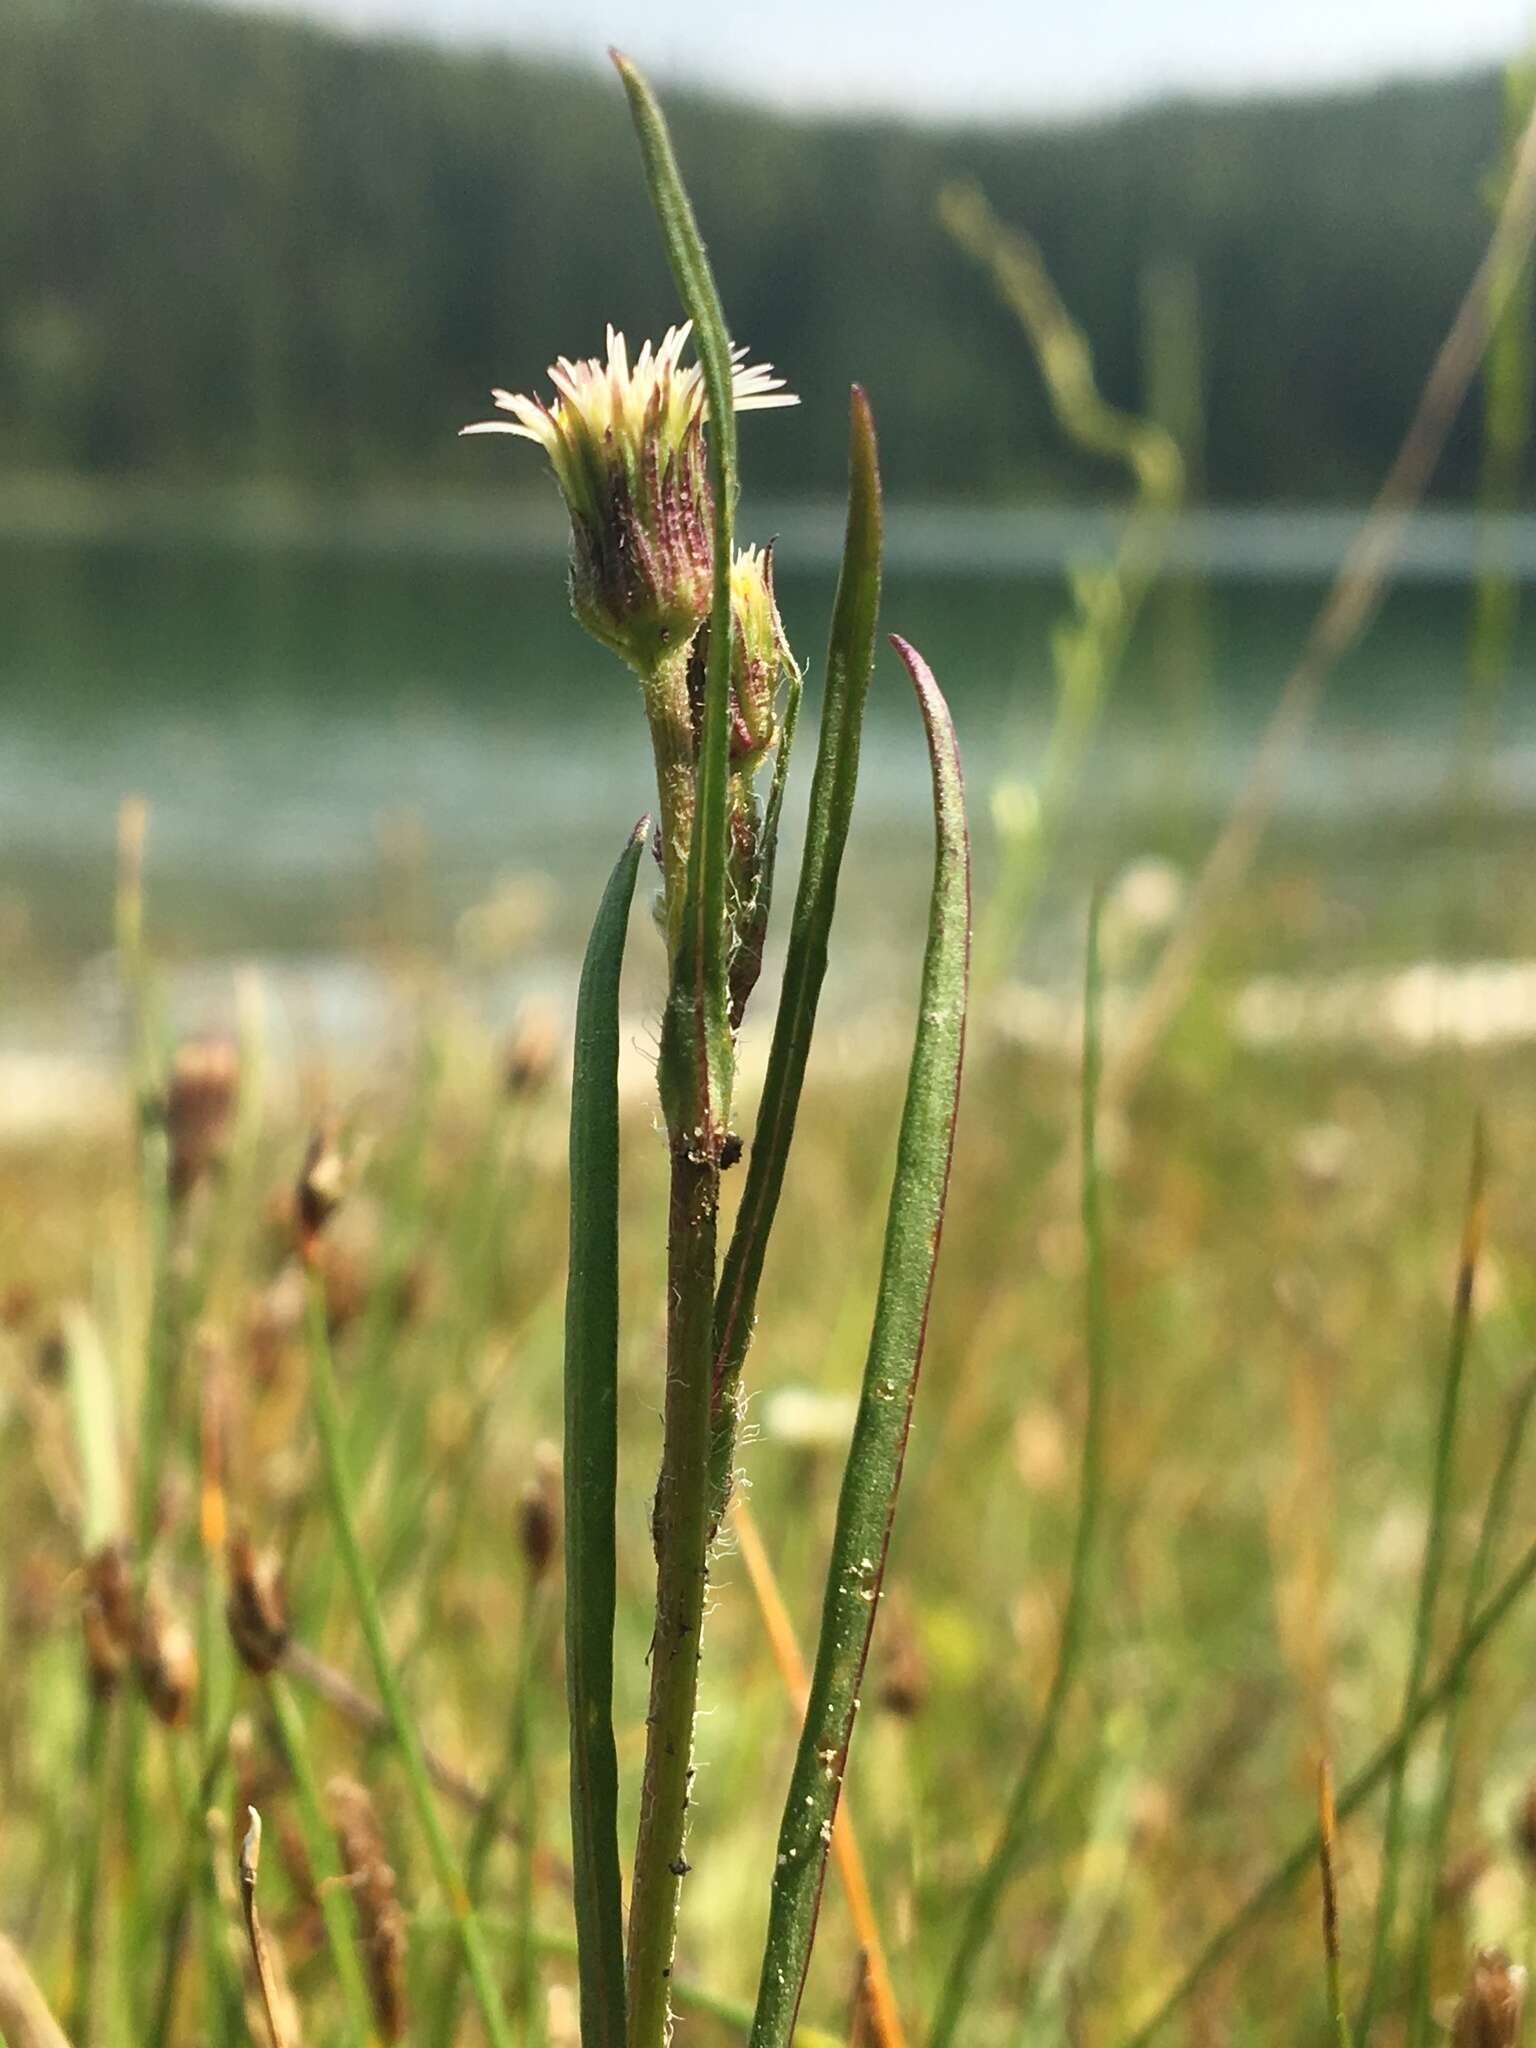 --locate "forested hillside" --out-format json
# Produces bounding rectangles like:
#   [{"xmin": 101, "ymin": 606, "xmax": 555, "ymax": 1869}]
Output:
[{"xmin": 0, "ymin": 0, "xmax": 1517, "ymax": 501}]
